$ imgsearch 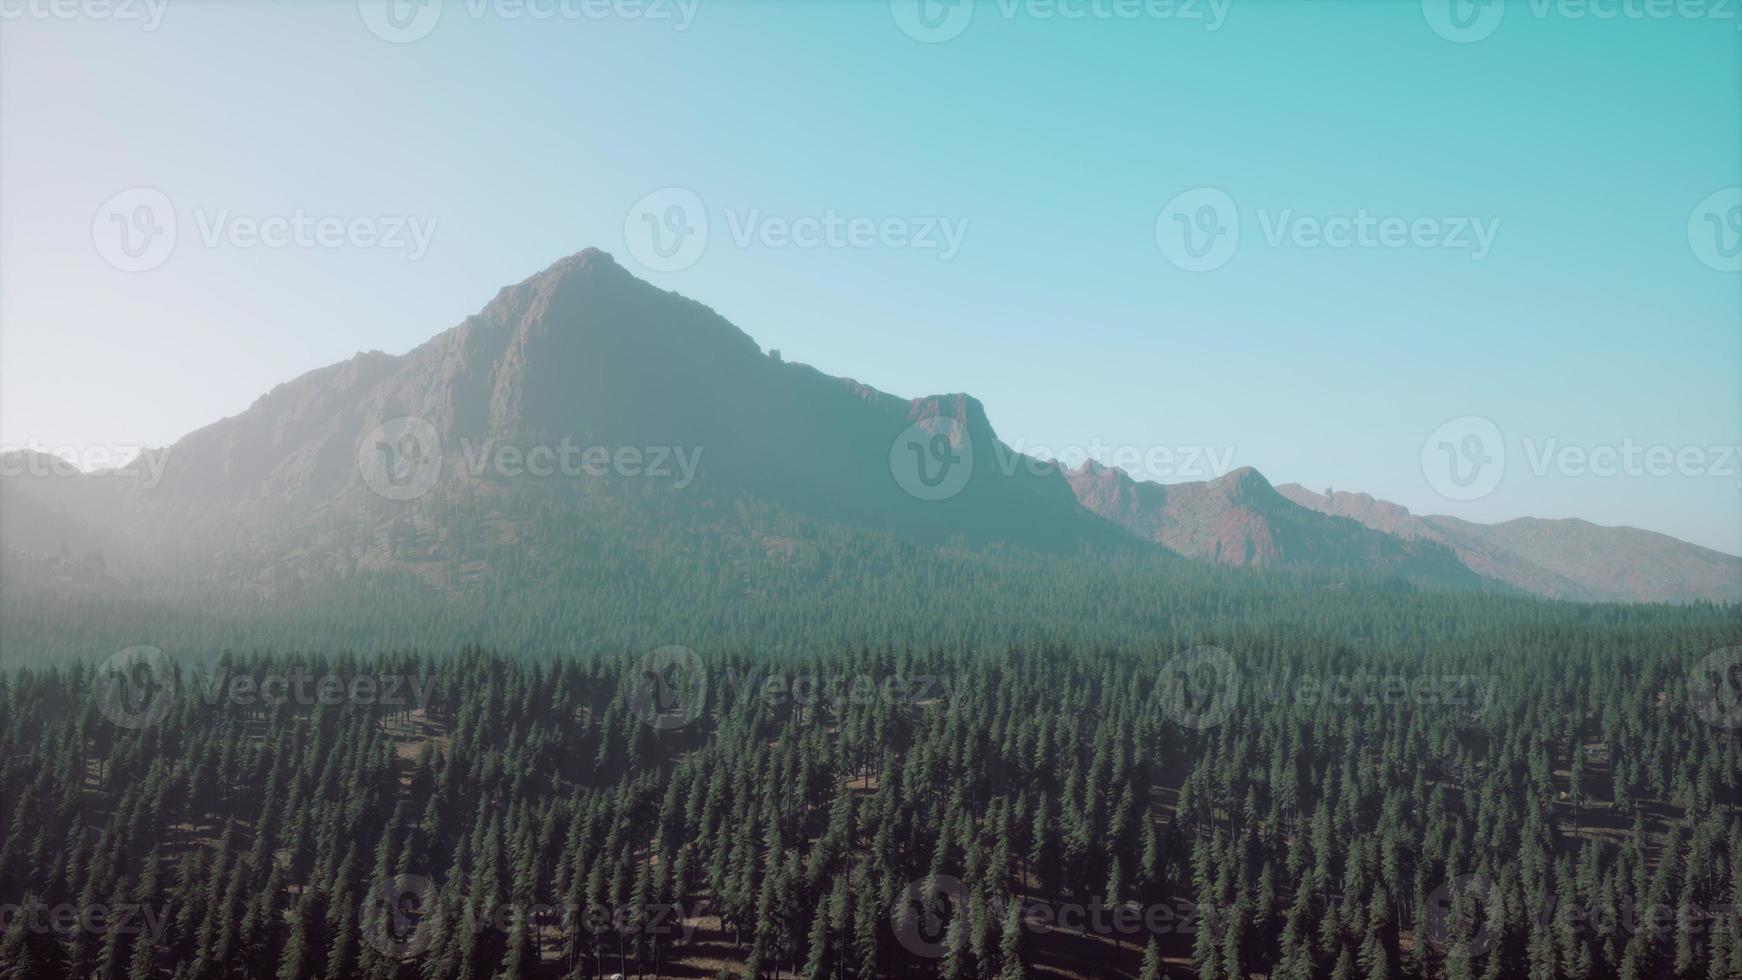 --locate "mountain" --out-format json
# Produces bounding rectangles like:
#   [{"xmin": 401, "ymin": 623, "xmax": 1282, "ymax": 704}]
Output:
[
  {"xmin": 1, "ymin": 249, "xmax": 1123, "ymax": 591},
  {"xmin": 1276, "ymin": 484, "xmax": 1742, "ymax": 604},
  {"xmin": 1063, "ymin": 460, "xmax": 1487, "ymax": 590},
  {"xmin": 2, "ymin": 247, "xmax": 1733, "ymax": 634},
  {"xmin": 138, "ymin": 248, "xmax": 1091, "ymax": 536}
]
